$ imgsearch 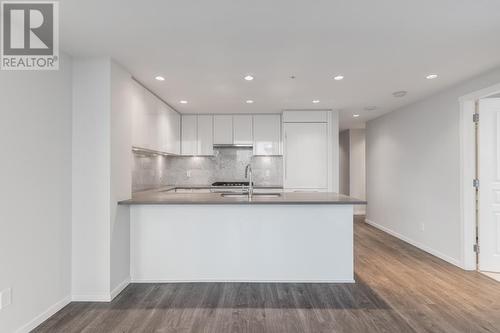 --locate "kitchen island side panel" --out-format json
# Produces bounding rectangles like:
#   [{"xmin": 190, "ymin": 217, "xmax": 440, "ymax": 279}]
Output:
[{"xmin": 130, "ymin": 204, "xmax": 354, "ymax": 282}]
